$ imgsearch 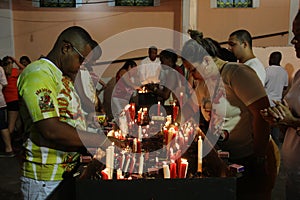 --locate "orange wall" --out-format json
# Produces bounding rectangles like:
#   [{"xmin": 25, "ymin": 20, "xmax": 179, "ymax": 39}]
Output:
[
  {"xmin": 12, "ymin": 0, "xmax": 182, "ymax": 61},
  {"xmin": 9, "ymin": 0, "xmax": 299, "ymax": 79},
  {"xmin": 197, "ymin": 0, "xmax": 290, "ymax": 47}
]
